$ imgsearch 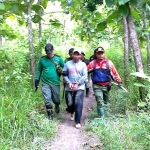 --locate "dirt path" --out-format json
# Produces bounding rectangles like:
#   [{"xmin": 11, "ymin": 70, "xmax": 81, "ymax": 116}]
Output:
[{"xmin": 43, "ymin": 90, "xmax": 103, "ymax": 150}]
